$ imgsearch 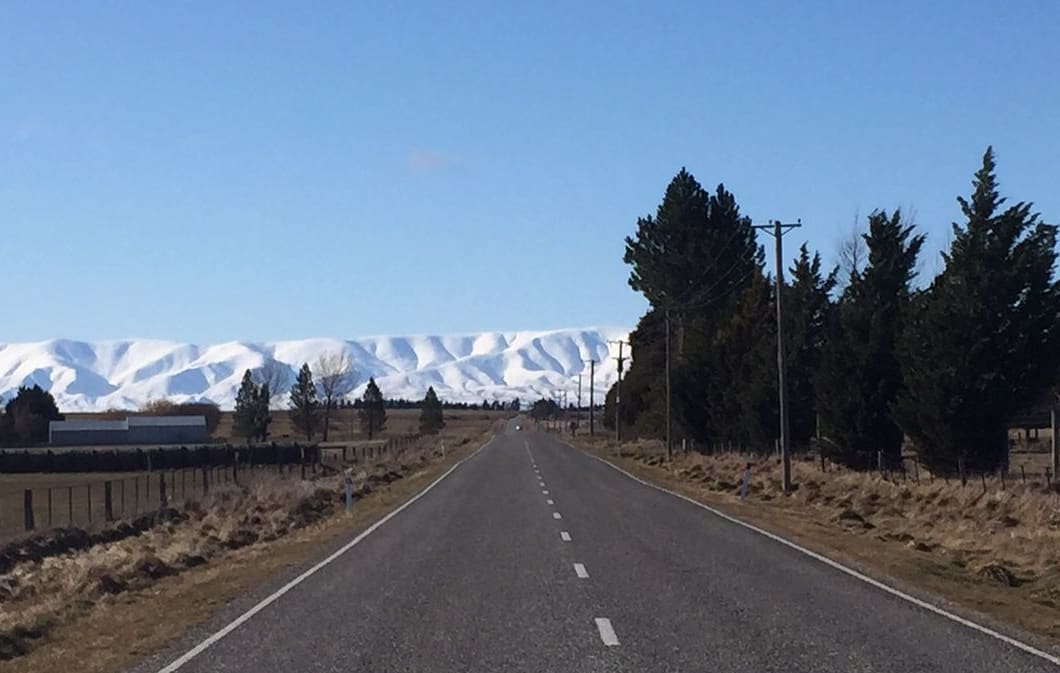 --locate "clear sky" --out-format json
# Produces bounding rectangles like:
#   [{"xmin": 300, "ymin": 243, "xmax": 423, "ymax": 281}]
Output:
[{"xmin": 2, "ymin": 1, "xmax": 1057, "ymax": 343}]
